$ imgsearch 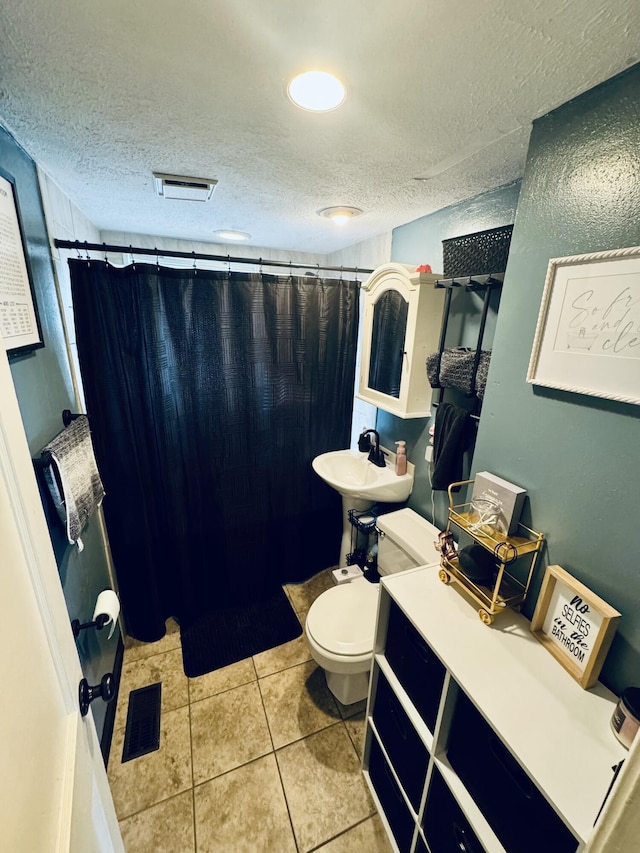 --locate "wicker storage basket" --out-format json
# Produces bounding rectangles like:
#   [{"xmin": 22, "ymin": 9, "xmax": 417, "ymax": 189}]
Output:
[{"xmin": 442, "ymin": 225, "xmax": 513, "ymax": 277}]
